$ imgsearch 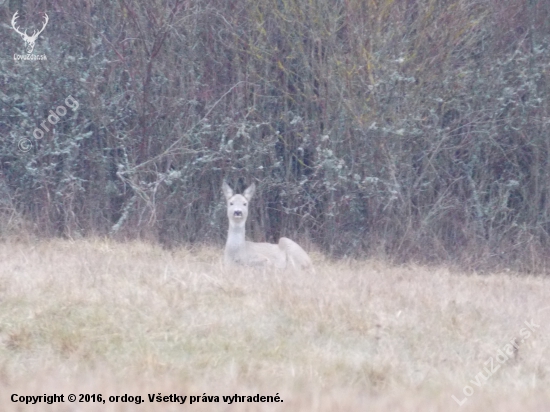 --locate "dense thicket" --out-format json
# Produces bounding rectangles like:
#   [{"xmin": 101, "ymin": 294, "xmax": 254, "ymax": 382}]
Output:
[{"xmin": 1, "ymin": 0, "xmax": 550, "ymax": 271}]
